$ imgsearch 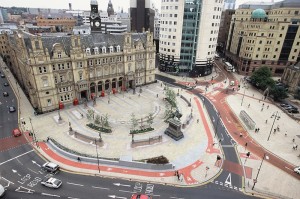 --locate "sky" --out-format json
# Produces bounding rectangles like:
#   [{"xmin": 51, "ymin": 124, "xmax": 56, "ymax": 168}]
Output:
[{"xmin": 0, "ymin": 0, "xmax": 281, "ymax": 12}]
